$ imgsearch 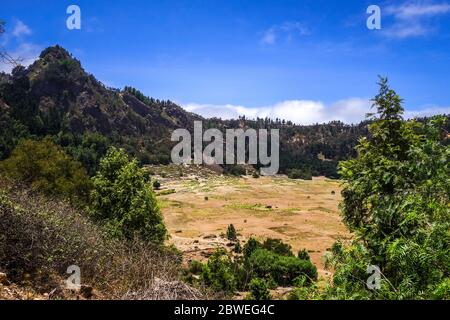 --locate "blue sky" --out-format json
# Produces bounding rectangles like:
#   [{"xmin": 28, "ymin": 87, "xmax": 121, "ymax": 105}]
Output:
[{"xmin": 1, "ymin": 0, "xmax": 450, "ymax": 124}]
